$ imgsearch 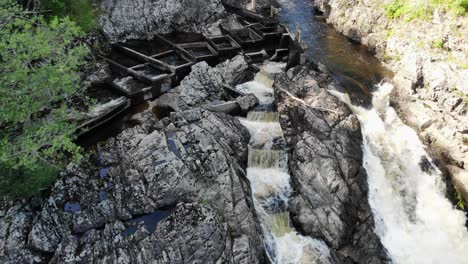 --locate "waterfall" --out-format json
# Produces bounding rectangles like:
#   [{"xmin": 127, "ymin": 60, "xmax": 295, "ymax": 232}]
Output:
[
  {"xmin": 238, "ymin": 63, "xmax": 332, "ymax": 264},
  {"xmin": 330, "ymin": 83, "xmax": 468, "ymax": 264}
]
